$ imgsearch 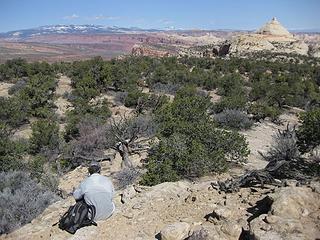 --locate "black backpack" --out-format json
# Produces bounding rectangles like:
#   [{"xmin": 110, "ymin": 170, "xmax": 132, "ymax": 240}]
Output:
[{"xmin": 53, "ymin": 200, "xmax": 97, "ymax": 234}]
